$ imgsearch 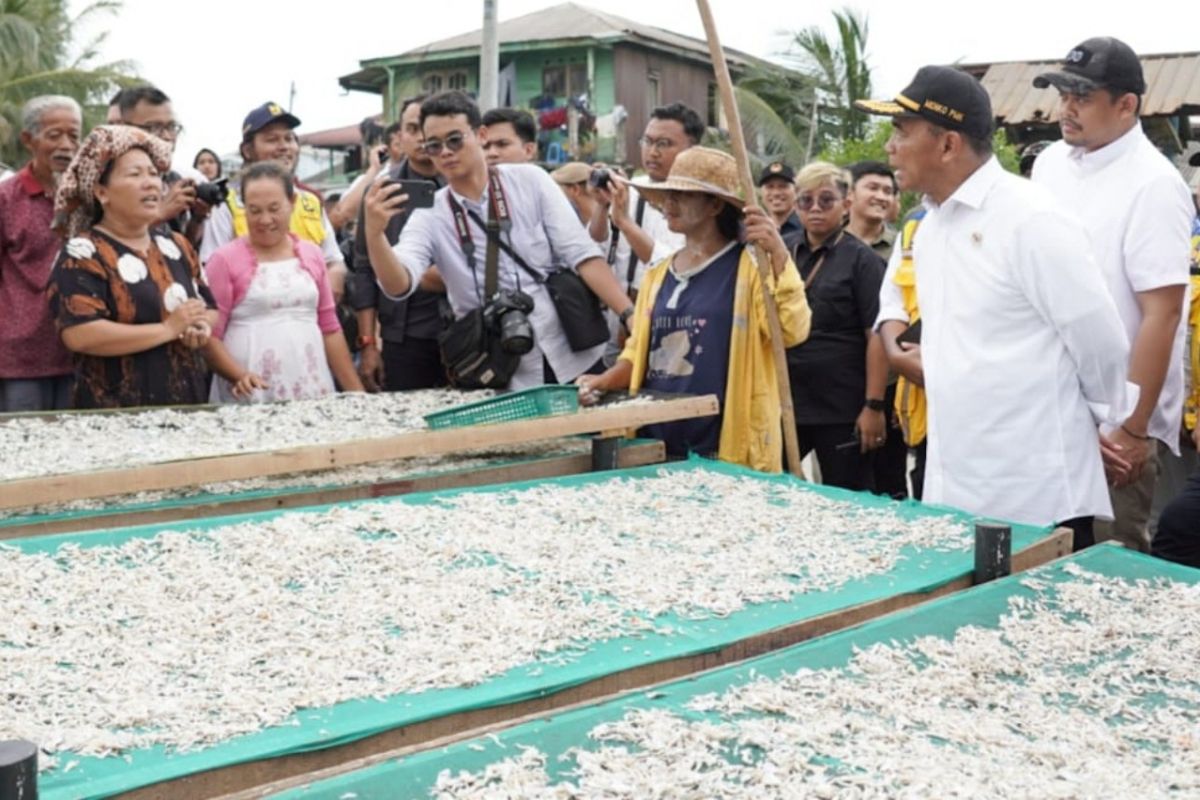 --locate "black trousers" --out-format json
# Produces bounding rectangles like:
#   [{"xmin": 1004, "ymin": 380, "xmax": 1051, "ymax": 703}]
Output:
[
  {"xmin": 872, "ymin": 383, "xmax": 910, "ymax": 500},
  {"xmin": 911, "ymin": 440, "xmax": 928, "ymax": 501},
  {"xmin": 797, "ymin": 422, "xmax": 876, "ymax": 492},
  {"xmin": 543, "ymin": 356, "xmax": 606, "ymax": 384},
  {"xmin": 1060, "ymin": 516, "xmax": 1096, "ymax": 553},
  {"xmin": 1152, "ymin": 468, "xmax": 1200, "ymax": 568},
  {"xmin": 382, "ymin": 337, "xmax": 448, "ymax": 391}
]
